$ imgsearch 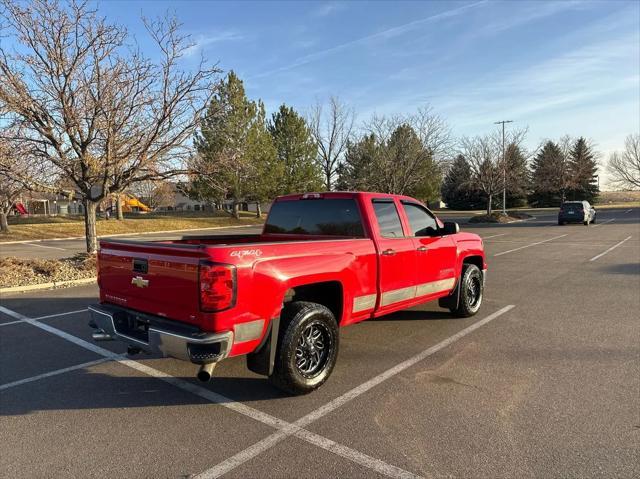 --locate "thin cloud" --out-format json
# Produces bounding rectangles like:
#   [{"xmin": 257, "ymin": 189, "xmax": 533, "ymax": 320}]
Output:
[
  {"xmin": 312, "ymin": 1, "xmax": 347, "ymax": 18},
  {"xmin": 183, "ymin": 31, "xmax": 244, "ymax": 57},
  {"xmin": 251, "ymin": 0, "xmax": 487, "ymax": 79}
]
